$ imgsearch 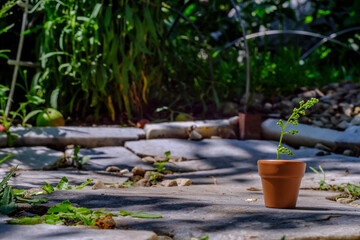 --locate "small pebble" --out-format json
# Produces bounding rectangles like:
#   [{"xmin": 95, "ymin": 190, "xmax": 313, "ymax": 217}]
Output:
[
  {"xmin": 106, "ymin": 166, "xmax": 121, "ymax": 173},
  {"xmin": 92, "ymin": 180, "xmax": 105, "ymax": 190},
  {"xmin": 160, "ymin": 180, "xmax": 178, "ymax": 187}
]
